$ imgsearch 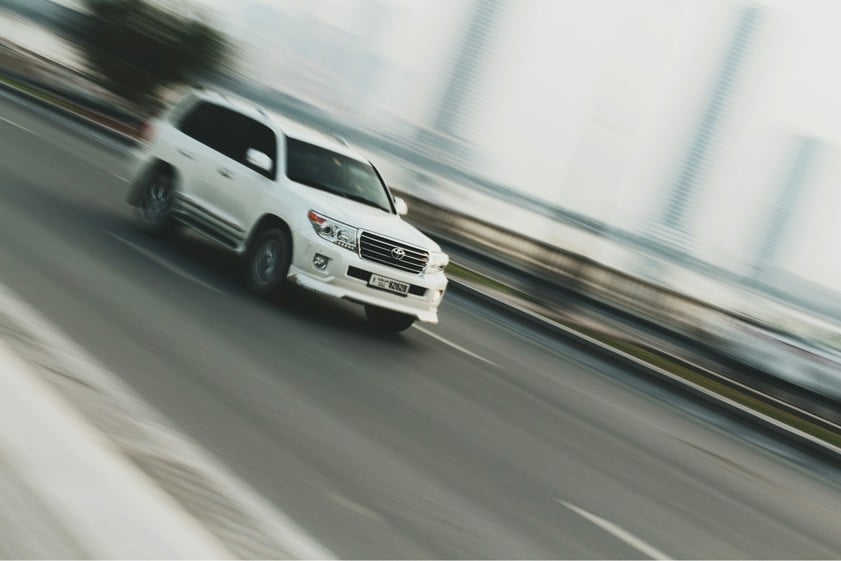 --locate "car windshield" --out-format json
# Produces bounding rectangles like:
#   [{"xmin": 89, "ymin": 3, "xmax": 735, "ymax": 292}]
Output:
[{"xmin": 285, "ymin": 138, "xmax": 393, "ymax": 212}]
